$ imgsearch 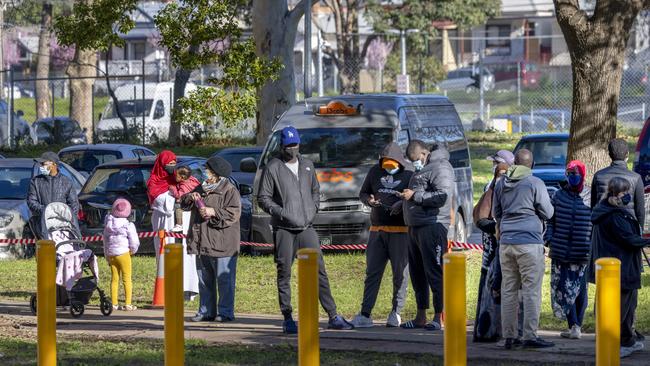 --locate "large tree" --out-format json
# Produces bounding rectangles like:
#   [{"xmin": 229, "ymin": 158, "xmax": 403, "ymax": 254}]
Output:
[{"xmin": 554, "ymin": 0, "xmax": 650, "ymax": 180}]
